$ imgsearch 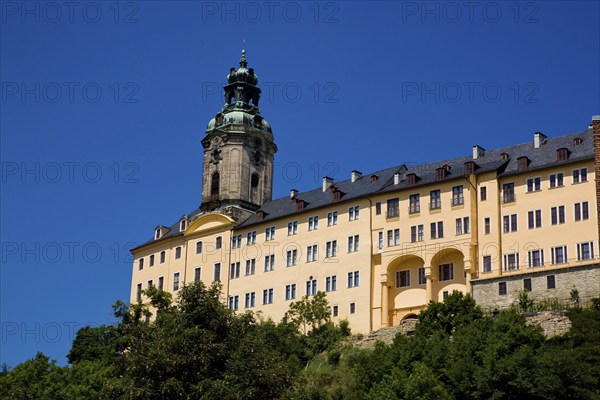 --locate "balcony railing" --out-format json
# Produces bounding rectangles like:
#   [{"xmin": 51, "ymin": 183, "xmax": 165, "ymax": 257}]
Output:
[
  {"xmin": 386, "ymin": 209, "xmax": 399, "ymax": 219},
  {"xmin": 408, "ymin": 204, "xmax": 420, "ymax": 214},
  {"xmin": 429, "ymin": 200, "xmax": 441, "ymax": 210}
]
